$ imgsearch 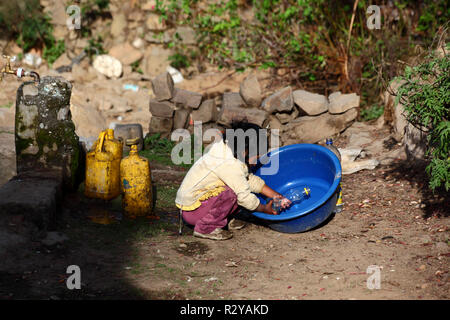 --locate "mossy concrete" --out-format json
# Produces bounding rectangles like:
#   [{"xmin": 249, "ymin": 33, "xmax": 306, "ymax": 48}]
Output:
[{"xmin": 15, "ymin": 77, "xmax": 81, "ymax": 190}]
